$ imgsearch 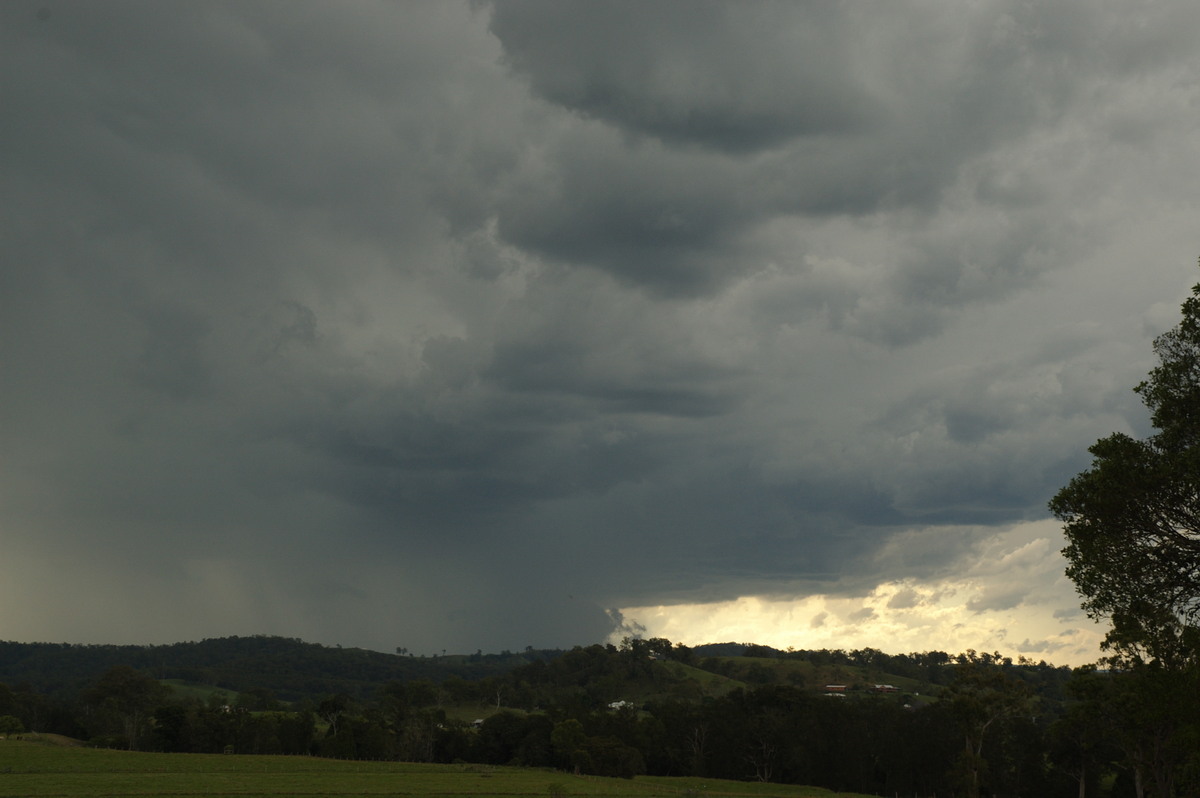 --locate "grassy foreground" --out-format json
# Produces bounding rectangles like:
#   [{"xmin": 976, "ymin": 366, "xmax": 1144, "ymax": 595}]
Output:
[{"xmin": 0, "ymin": 737, "xmax": 877, "ymax": 798}]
